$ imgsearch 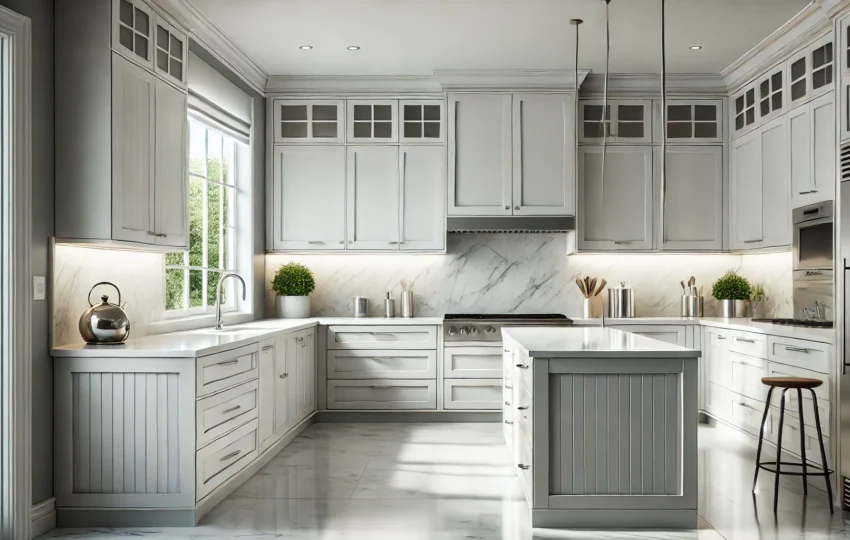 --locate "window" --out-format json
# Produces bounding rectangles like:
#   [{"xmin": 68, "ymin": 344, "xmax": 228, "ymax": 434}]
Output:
[{"xmin": 165, "ymin": 118, "xmax": 246, "ymax": 317}]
